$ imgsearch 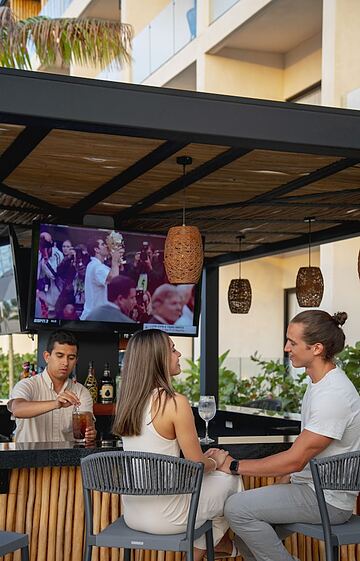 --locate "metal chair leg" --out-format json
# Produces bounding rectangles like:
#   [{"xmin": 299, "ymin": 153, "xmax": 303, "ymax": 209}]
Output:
[
  {"xmin": 21, "ymin": 546, "xmax": 30, "ymax": 561},
  {"xmin": 205, "ymin": 528, "xmax": 214, "ymax": 561},
  {"xmin": 83, "ymin": 544, "xmax": 92, "ymax": 561}
]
